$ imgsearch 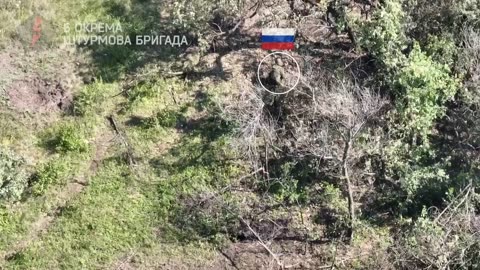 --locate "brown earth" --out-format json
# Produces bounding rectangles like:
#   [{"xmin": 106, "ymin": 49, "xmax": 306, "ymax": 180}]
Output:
[
  {"xmin": 6, "ymin": 76, "xmax": 72, "ymax": 113},
  {"xmin": 0, "ymin": 44, "xmax": 86, "ymax": 114}
]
